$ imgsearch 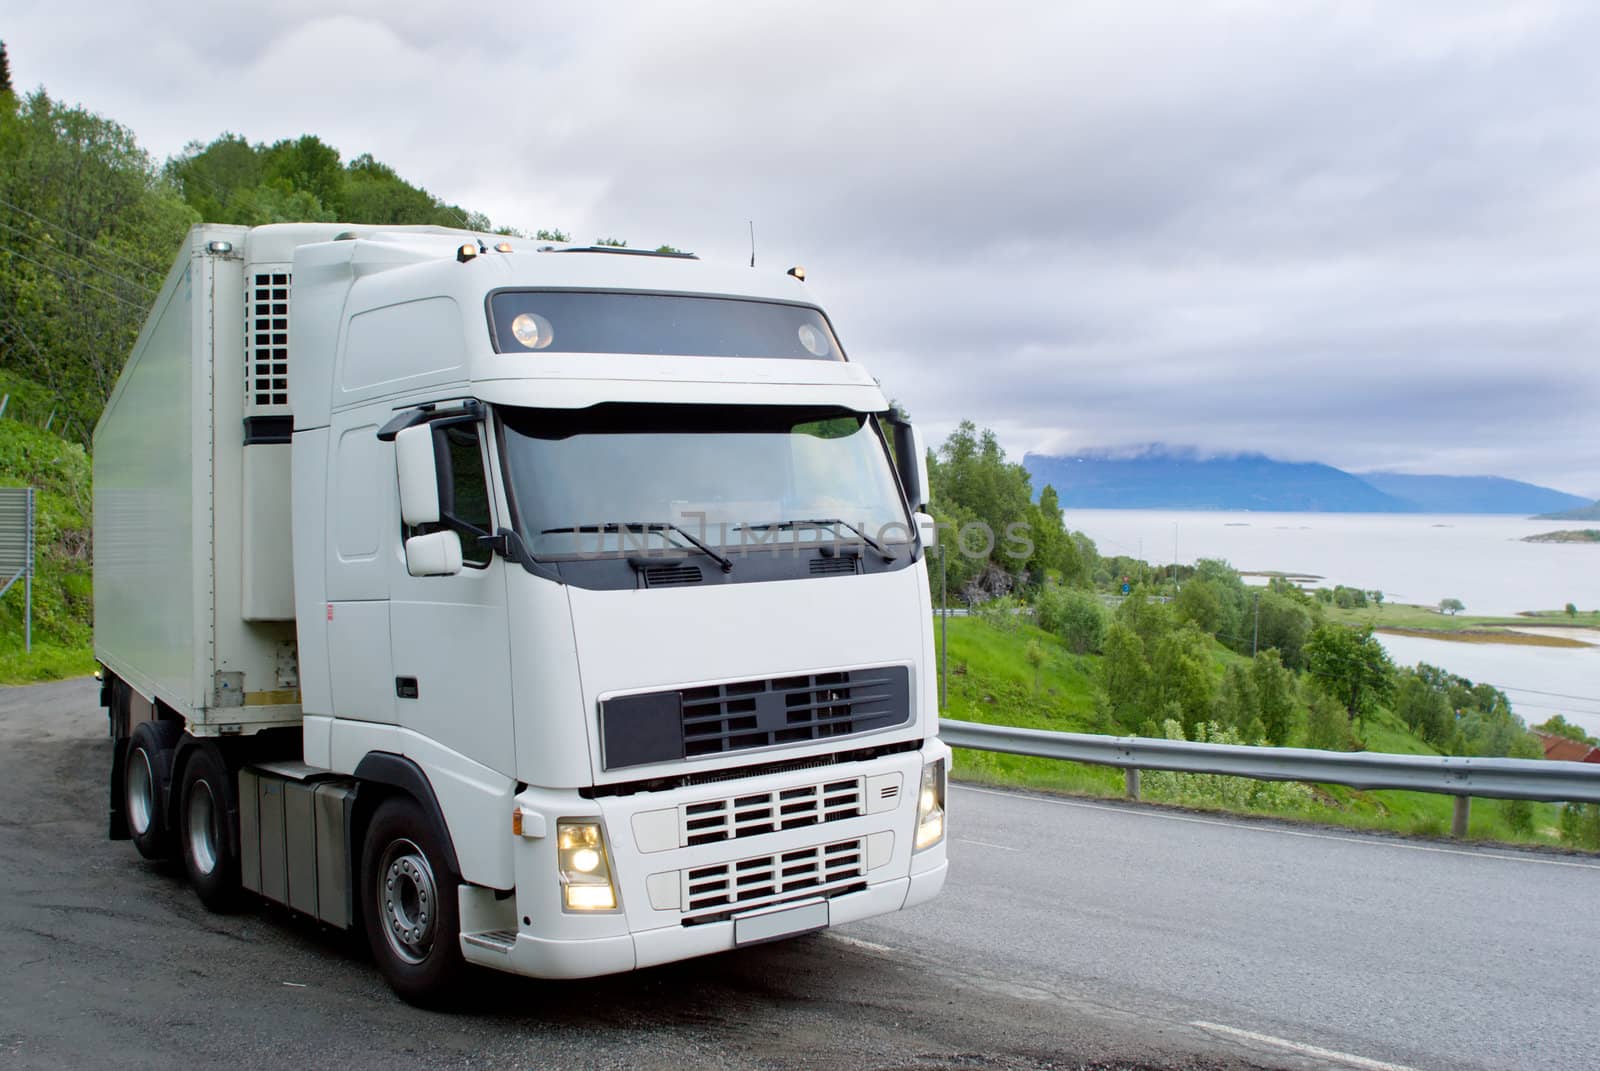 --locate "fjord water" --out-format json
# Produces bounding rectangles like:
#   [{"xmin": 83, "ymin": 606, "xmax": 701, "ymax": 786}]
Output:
[{"xmin": 1064, "ymin": 510, "xmax": 1600, "ymax": 735}]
